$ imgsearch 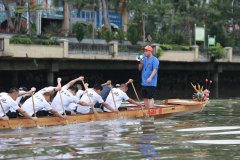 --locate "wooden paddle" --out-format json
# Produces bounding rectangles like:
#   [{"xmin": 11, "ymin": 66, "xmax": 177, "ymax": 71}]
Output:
[
  {"xmin": 130, "ymin": 81, "xmax": 147, "ymax": 116},
  {"xmin": 31, "ymin": 92, "xmax": 39, "ymax": 126},
  {"xmin": 110, "ymin": 85, "xmax": 117, "ymax": 110},
  {"xmin": 59, "ymin": 90, "xmax": 67, "ymax": 117},
  {"xmin": 81, "ymin": 79, "xmax": 99, "ymax": 117},
  {"xmin": 0, "ymin": 100, "xmax": 11, "ymax": 127},
  {"xmin": 109, "ymin": 84, "xmax": 120, "ymax": 117},
  {"xmin": 31, "ymin": 93, "xmax": 36, "ymax": 117},
  {"xmin": 57, "ymin": 78, "xmax": 68, "ymax": 123}
]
